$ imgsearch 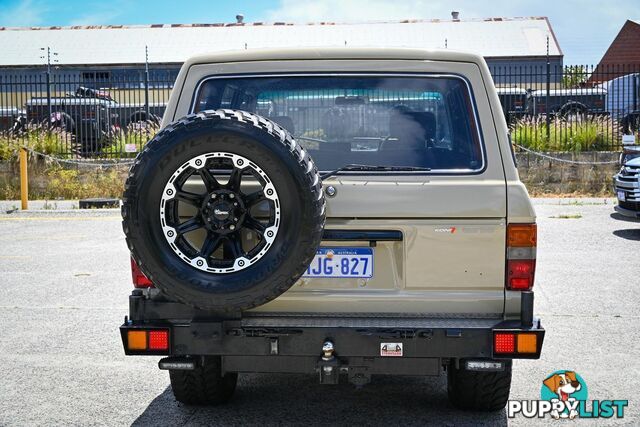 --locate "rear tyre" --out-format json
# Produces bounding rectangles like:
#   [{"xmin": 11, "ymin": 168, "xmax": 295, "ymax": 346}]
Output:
[
  {"xmin": 169, "ymin": 356, "xmax": 237, "ymax": 405},
  {"xmin": 447, "ymin": 360, "xmax": 512, "ymax": 411}
]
